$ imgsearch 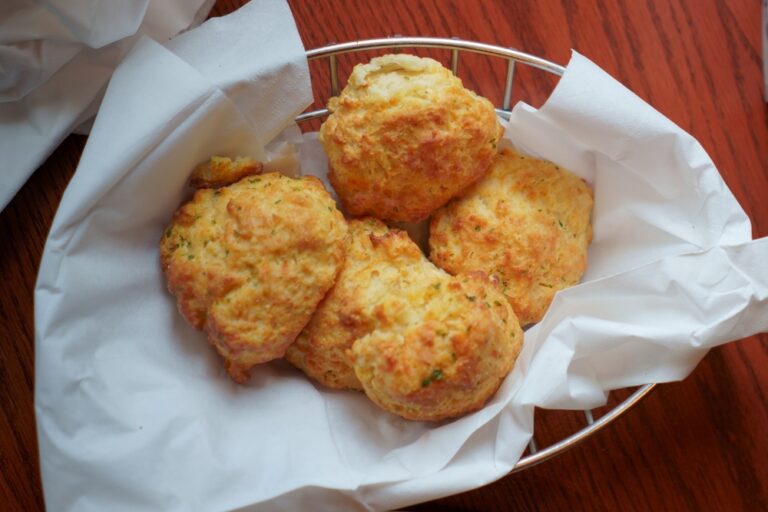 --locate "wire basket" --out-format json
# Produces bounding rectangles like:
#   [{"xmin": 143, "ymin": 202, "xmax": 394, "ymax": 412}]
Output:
[{"xmin": 296, "ymin": 36, "xmax": 656, "ymax": 473}]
